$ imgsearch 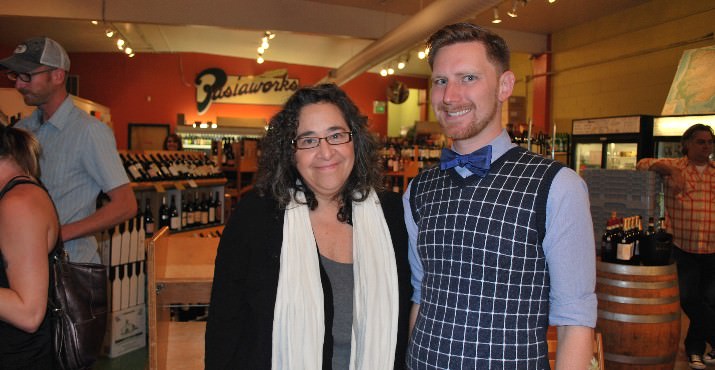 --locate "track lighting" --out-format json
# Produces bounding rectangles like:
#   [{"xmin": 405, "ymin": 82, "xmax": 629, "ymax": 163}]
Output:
[
  {"xmin": 256, "ymin": 31, "xmax": 275, "ymax": 64},
  {"xmin": 380, "ymin": 68, "xmax": 388, "ymax": 77},
  {"xmin": 105, "ymin": 28, "xmax": 115, "ymax": 38},
  {"xmin": 492, "ymin": 8, "xmax": 502, "ymax": 24}
]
